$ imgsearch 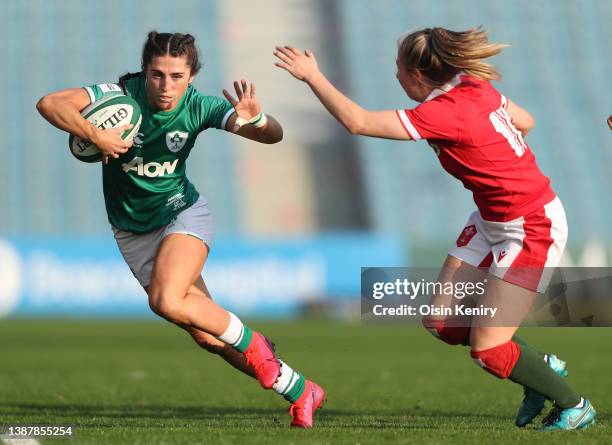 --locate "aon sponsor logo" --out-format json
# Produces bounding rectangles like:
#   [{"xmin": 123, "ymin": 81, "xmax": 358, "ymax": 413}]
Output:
[{"xmin": 122, "ymin": 156, "xmax": 178, "ymax": 177}]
